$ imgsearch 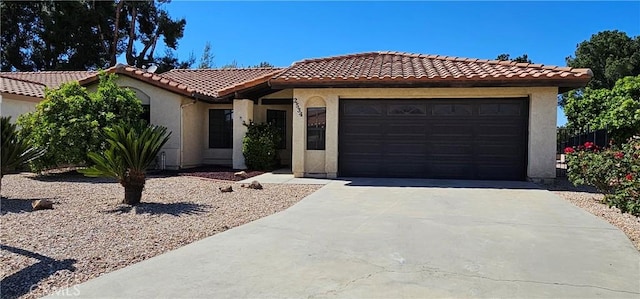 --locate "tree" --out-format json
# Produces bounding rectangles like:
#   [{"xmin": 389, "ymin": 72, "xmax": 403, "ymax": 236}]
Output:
[
  {"xmin": 18, "ymin": 73, "xmax": 143, "ymax": 170},
  {"xmin": 566, "ymin": 30, "xmax": 640, "ymax": 90},
  {"xmin": 198, "ymin": 41, "xmax": 215, "ymax": 69},
  {"xmin": 221, "ymin": 60, "xmax": 239, "ymax": 69},
  {"xmin": 154, "ymin": 49, "xmax": 195, "ymax": 73},
  {"xmin": 121, "ymin": 1, "xmax": 187, "ymax": 69},
  {"xmin": 1, "ymin": 117, "xmax": 43, "ymax": 193},
  {"xmin": 564, "ymin": 75, "xmax": 640, "ymax": 142},
  {"xmin": 253, "ymin": 61, "xmax": 274, "ymax": 68},
  {"xmin": 80, "ymin": 123, "xmax": 171, "ymax": 205},
  {"xmin": 0, "ymin": 0, "xmax": 190, "ymax": 72},
  {"xmin": 496, "ymin": 53, "xmax": 532, "ymax": 63},
  {"xmin": 1, "ymin": 1, "xmax": 117, "ymax": 71}
]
